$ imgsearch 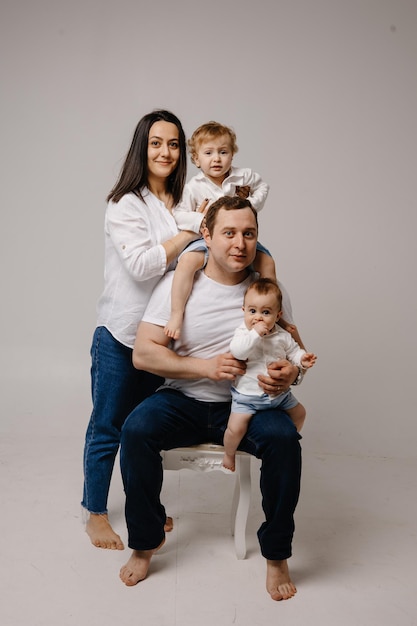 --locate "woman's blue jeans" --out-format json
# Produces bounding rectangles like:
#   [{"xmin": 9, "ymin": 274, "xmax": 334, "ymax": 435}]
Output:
[
  {"xmin": 81, "ymin": 326, "xmax": 163, "ymax": 514},
  {"xmin": 120, "ymin": 387, "xmax": 302, "ymax": 560}
]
